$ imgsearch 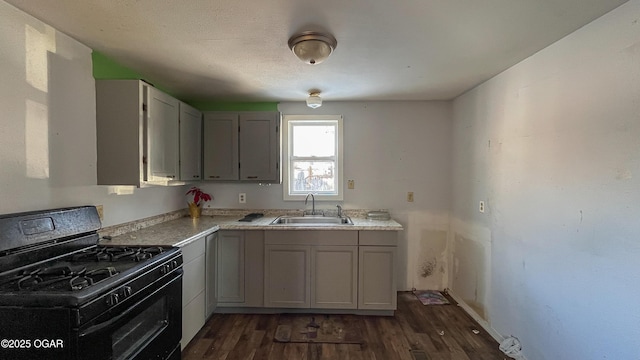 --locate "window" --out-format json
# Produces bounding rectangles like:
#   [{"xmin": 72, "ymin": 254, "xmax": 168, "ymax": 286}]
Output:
[{"xmin": 283, "ymin": 115, "xmax": 343, "ymax": 201}]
